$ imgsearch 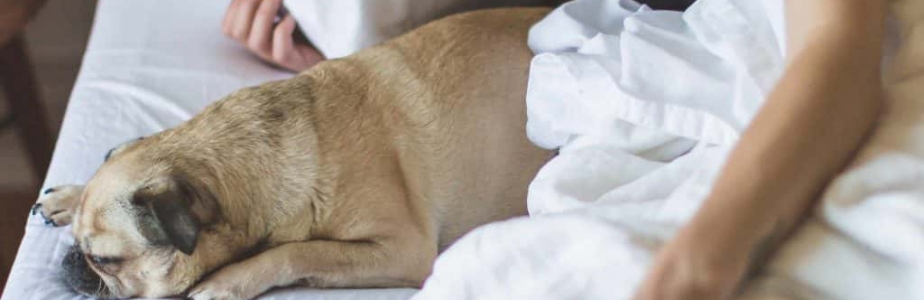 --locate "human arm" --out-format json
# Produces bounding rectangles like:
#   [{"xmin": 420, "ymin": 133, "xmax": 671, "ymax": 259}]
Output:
[{"xmin": 633, "ymin": 0, "xmax": 888, "ymax": 299}]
